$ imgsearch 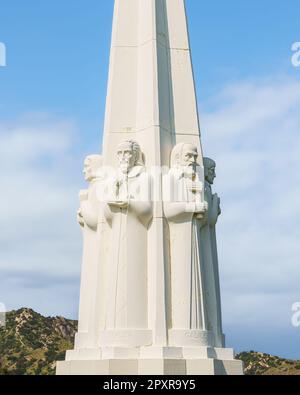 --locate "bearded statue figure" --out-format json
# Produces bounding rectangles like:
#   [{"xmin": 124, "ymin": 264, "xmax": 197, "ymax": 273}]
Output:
[
  {"xmin": 200, "ymin": 158, "xmax": 225, "ymax": 347},
  {"xmin": 99, "ymin": 140, "xmax": 153, "ymax": 348},
  {"xmin": 75, "ymin": 154, "xmax": 104, "ymax": 350},
  {"xmin": 163, "ymin": 143, "xmax": 215, "ymax": 347}
]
